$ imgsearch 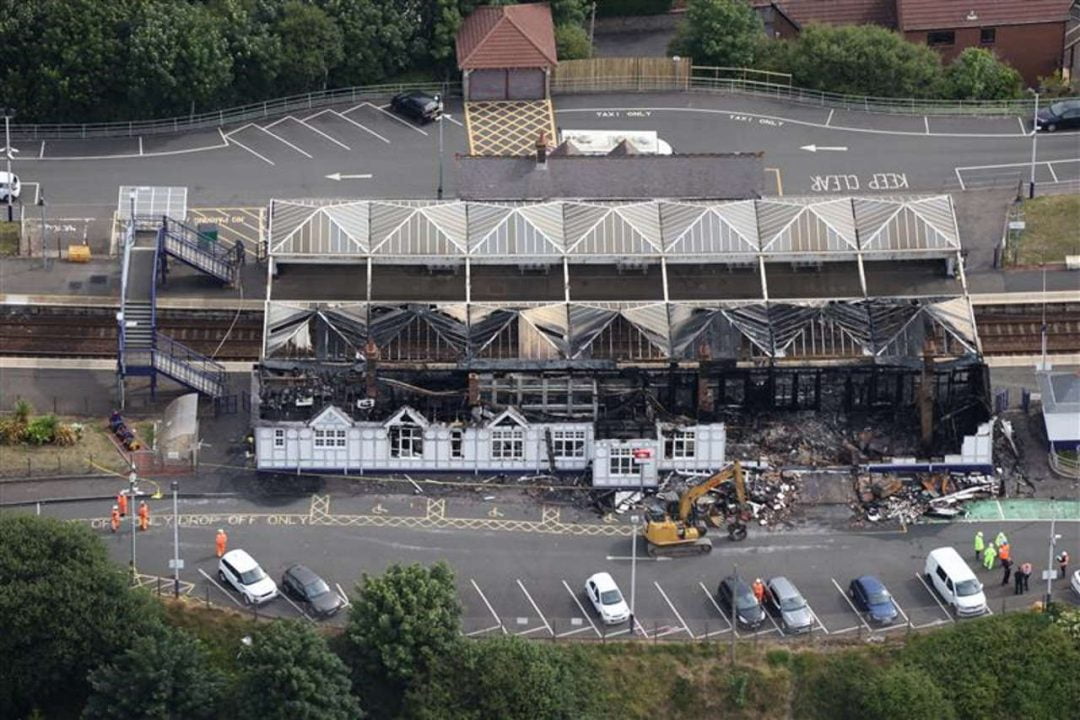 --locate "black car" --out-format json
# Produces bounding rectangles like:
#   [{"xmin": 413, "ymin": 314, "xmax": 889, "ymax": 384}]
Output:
[
  {"xmin": 390, "ymin": 91, "xmax": 442, "ymax": 124},
  {"xmin": 1035, "ymin": 99, "xmax": 1080, "ymax": 132},
  {"xmin": 281, "ymin": 564, "xmax": 344, "ymax": 617},
  {"xmin": 717, "ymin": 575, "xmax": 765, "ymax": 629}
]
